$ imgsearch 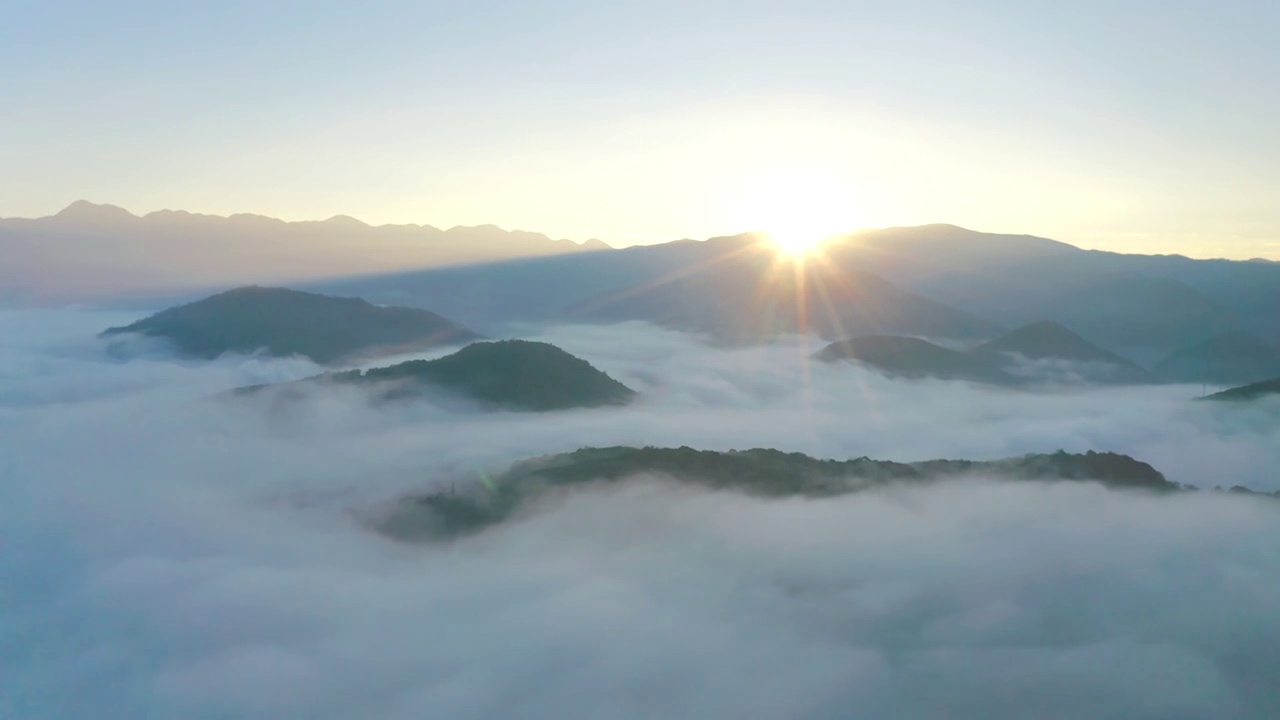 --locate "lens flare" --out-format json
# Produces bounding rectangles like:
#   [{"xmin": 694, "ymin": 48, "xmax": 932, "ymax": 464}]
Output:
[
  {"xmin": 728, "ymin": 167, "xmax": 860, "ymax": 263},
  {"xmin": 764, "ymin": 229, "xmax": 834, "ymax": 261}
]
